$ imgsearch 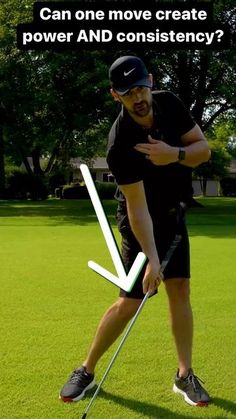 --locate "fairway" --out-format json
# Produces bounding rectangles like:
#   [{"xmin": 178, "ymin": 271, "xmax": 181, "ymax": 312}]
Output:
[{"xmin": 0, "ymin": 198, "xmax": 236, "ymax": 419}]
